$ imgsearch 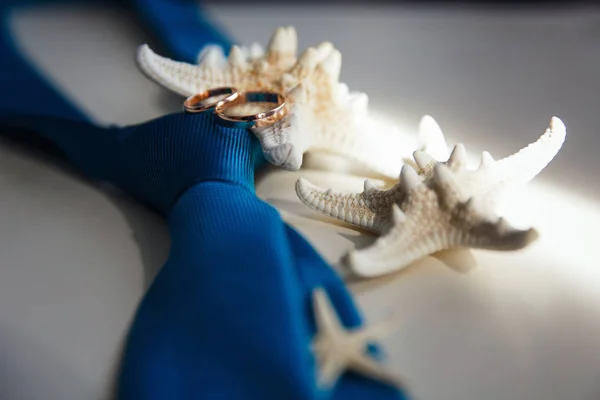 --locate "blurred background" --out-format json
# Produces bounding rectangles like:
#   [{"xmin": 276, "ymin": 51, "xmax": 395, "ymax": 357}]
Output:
[{"xmin": 1, "ymin": 1, "xmax": 600, "ymax": 400}]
